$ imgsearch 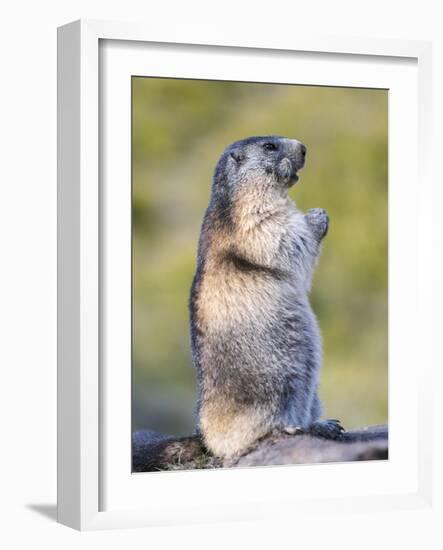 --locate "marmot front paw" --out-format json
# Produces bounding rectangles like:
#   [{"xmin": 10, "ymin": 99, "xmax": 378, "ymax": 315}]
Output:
[{"xmin": 305, "ymin": 208, "xmax": 329, "ymax": 240}]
